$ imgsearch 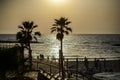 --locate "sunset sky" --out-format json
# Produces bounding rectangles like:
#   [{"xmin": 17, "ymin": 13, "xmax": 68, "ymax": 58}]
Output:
[{"xmin": 0, "ymin": 0, "xmax": 120, "ymax": 34}]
